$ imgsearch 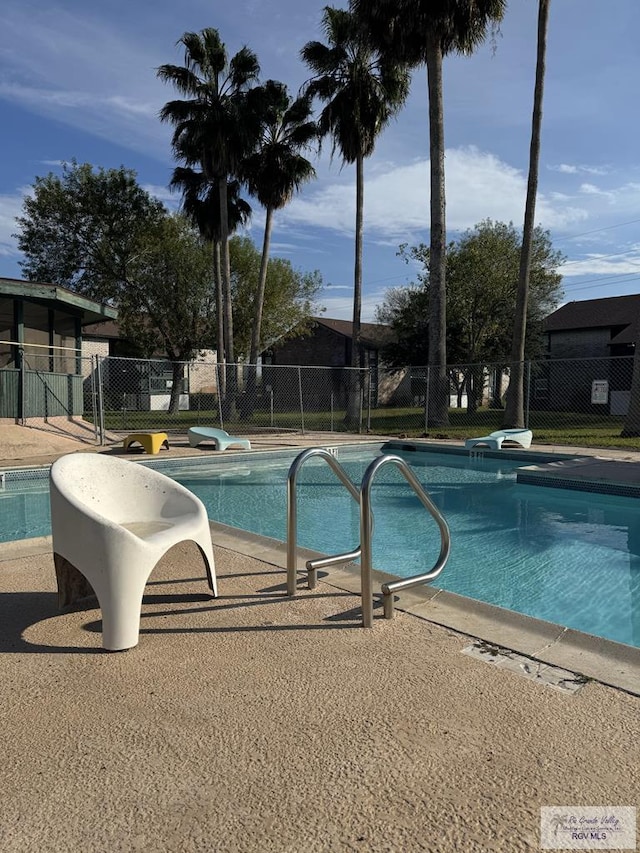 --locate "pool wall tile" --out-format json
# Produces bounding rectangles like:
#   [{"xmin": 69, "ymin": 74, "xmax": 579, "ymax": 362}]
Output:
[{"xmin": 516, "ymin": 473, "xmax": 640, "ymax": 498}]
